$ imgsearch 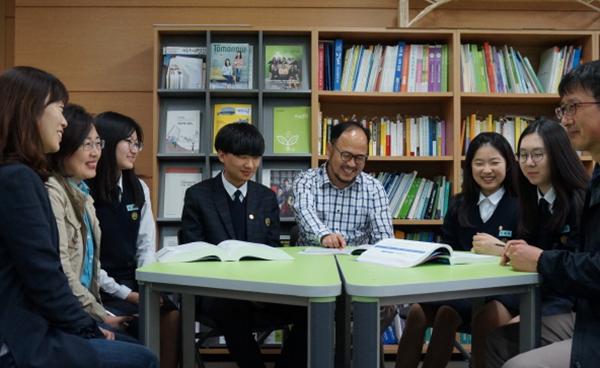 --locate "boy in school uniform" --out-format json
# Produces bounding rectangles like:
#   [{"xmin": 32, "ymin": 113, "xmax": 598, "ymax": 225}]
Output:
[
  {"xmin": 489, "ymin": 60, "xmax": 600, "ymax": 368},
  {"xmin": 180, "ymin": 123, "xmax": 306, "ymax": 368},
  {"xmin": 292, "ymin": 120, "xmax": 394, "ymax": 247}
]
